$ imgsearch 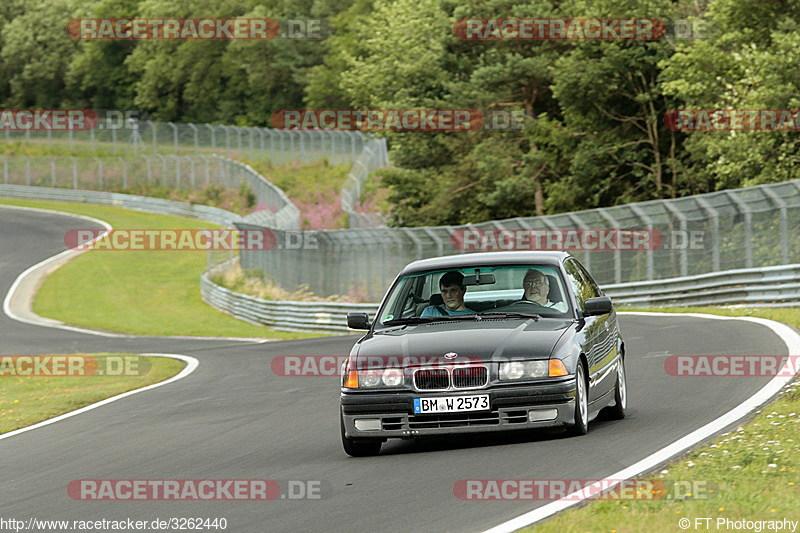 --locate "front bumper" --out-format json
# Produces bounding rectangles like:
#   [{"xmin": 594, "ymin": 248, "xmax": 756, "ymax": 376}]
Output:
[{"xmin": 341, "ymin": 379, "xmax": 577, "ymax": 439}]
